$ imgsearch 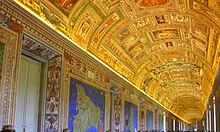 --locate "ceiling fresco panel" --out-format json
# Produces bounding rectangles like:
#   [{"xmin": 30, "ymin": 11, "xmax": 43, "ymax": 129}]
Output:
[
  {"xmin": 48, "ymin": 0, "xmax": 79, "ymax": 17},
  {"xmin": 71, "ymin": 5, "xmax": 103, "ymax": 48},
  {"xmin": 116, "ymin": 28, "xmax": 131, "ymax": 42},
  {"xmin": 151, "ymin": 28, "xmax": 181, "ymax": 41},
  {"xmin": 134, "ymin": 0, "xmax": 170, "ymax": 9},
  {"xmin": 192, "ymin": 19, "xmax": 208, "ymax": 32},
  {"xmin": 192, "ymin": 1, "xmax": 220, "ymax": 24},
  {"xmin": 103, "ymin": 40, "xmax": 137, "ymax": 70},
  {"xmin": 88, "ymin": 12, "xmax": 120, "ymax": 50}
]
